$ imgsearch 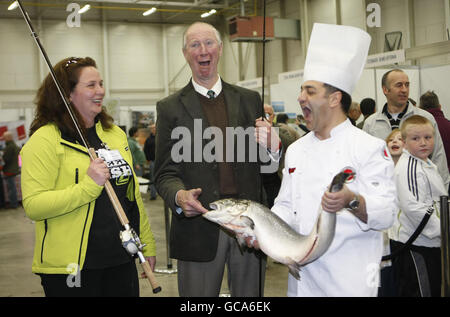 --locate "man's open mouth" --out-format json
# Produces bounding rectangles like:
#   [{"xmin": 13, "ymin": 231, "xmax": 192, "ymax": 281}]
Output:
[{"xmin": 302, "ymin": 106, "xmax": 311, "ymax": 119}]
